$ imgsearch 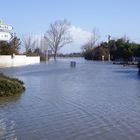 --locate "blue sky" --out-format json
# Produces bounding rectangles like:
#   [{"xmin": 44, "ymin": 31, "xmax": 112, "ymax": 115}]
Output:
[{"xmin": 1, "ymin": 0, "xmax": 140, "ymax": 53}]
